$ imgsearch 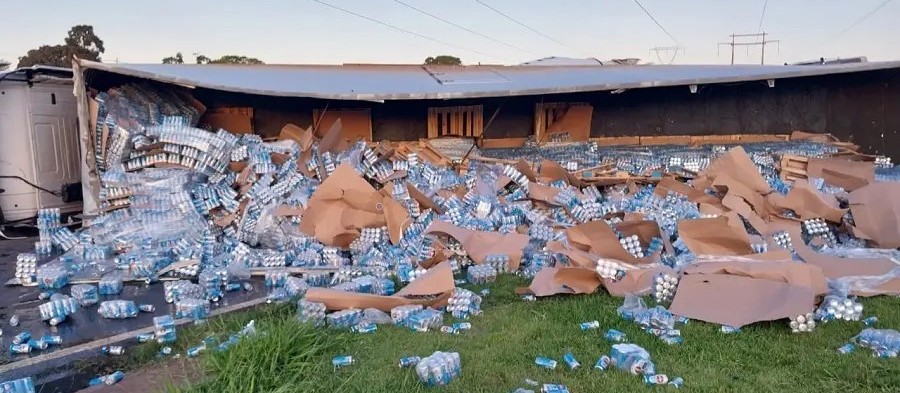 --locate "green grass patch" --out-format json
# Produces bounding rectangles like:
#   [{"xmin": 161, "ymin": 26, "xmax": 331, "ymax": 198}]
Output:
[{"xmin": 151, "ymin": 274, "xmax": 900, "ymax": 392}]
